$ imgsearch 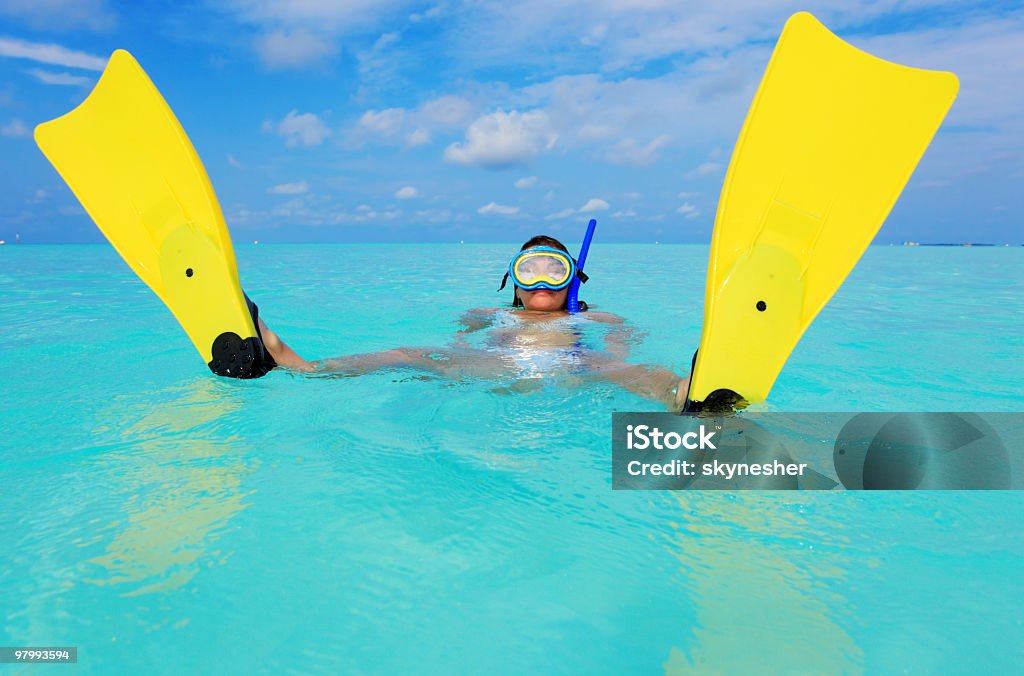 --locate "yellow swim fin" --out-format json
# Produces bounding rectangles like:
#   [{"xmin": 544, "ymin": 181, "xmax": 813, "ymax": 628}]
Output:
[
  {"xmin": 35, "ymin": 50, "xmax": 272, "ymax": 378},
  {"xmin": 684, "ymin": 12, "xmax": 958, "ymax": 412}
]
